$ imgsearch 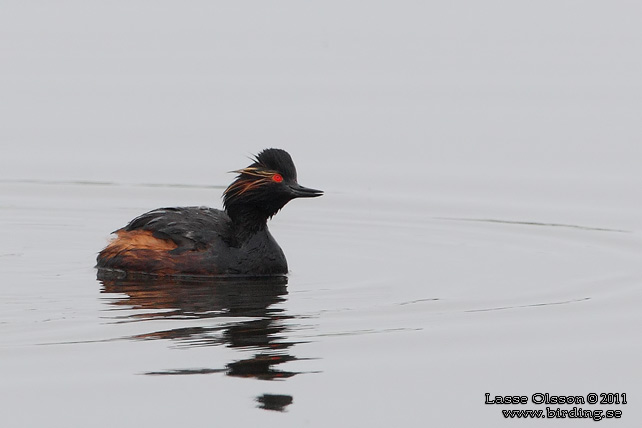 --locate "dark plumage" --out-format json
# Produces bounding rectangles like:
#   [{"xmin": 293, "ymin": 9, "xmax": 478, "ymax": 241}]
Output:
[{"xmin": 97, "ymin": 148, "xmax": 322, "ymax": 276}]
